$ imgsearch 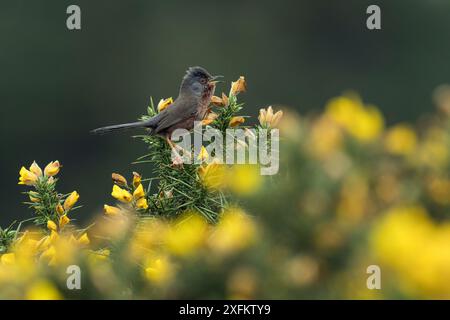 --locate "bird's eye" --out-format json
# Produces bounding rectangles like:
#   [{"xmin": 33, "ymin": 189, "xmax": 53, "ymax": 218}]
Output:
[{"xmin": 200, "ymin": 78, "xmax": 207, "ymax": 84}]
